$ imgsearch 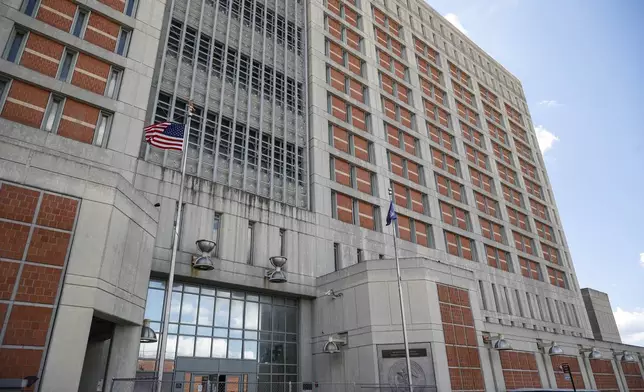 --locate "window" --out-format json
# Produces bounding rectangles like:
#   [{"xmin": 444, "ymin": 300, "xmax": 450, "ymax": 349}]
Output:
[
  {"xmin": 105, "ymin": 68, "xmax": 123, "ymax": 99},
  {"xmin": 465, "ymin": 145, "xmax": 488, "ymax": 171},
  {"xmin": 439, "ymin": 201, "xmax": 469, "ymax": 231},
  {"xmin": 247, "ymin": 221, "xmax": 255, "ymax": 264},
  {"xmin": 380, "ymin": 72, "xmax": 412, "ymax": 105},
  {"xmin": 326, "ymin": 40, "xmax": 363, "ymax": 77},
  {"xmin": 382, "ymin": 96, "xmax": 413, "ymax": 130},
  {"xmin": 328, "ymin": 94, "xmax": 369, "ymax": 132},
  {"xmin": 43, "ymin": 96, "xmax": 63, "ymax": 132},
  {"xmin": 392, "ymin": 182, "xmax": 427, "ymax": 214},
  {"xmin": 474, "ymin": 192, "xmax": 499, "ymax": 218},
  {"xmin": 541, "ymin": 243, "xmax": 560, "ymax": 265},
  {"xmin": 502, "ymin": 184, "xmax": 523, "ymax": 208},
  {"xmin": 331, "ymin": 191, "xmax": 379, "ymax": 230},
  {"xmin": 385, "ymin": 122, "xmax": 417, "ymax": 156},
  {"xmin": 327, "ymin": 66, "xmax": 367, "ymax": 103},
  {"xmin": 125, "ymin": 0, "xmax": 138, "ymax": 16},
  {"xmin": 507, "ymin": 206, "xmax": 529, "ymax": 231},
  {"xmin": 469, "ymin": 167, "xmax": 493, "ymax": 194},
  {"xmin": 0, "ymin": 79, "xmax": 7, "ymax": 102},
  {"xmin": 497, "ymin": 163, "xmax": 518, "ymax": 186},
  {"xmin": 94, "ymin": 113, "xmax": 111, "ymax": 146},
  {"xmin": 330, "ymin": 156, "xmax": 374, "ymax": 195},
  {"xmin": 396, "ymin": 214, "xmax": 432, "ymax": 247},
  {"xmin": 479, "ymin": 217, "xmax": 505, "ymax": 244},
  {"xmin": 460, "ymin": 121, "xmax": 483, "ymax": 148},
  {"xmin": 485, "ymin": 245, "xmax": 510, "ymax": 272},
  {"xmin": 279, "ymin": 229, "xmax": 286, "ymax": 256},
  {"xmin": 424, "ymin": 99, "xmax": 450, "ymax": 128},
  {"xmin": 213, "ymin": 214, "xmax": 221, "ymax": 256},
  {"xmin": 5, "ymin": 30, "xmax": 26, "ymax": 63},
  {"xmin": 428, "ymin": 123, "xmax": 454, "ymax": 152},
  {"xmin": 334, "ymin": 242, "xmax": 340, "ymax": 271},
  {"xmin": 388, "ymin": 151, "xmax": 423, "ymax": 185},
  {"xmin": 21, "ymin": 0, "xmax": 39, "ymax": 16},
  {"xmin": 430, "ymin": 148, "xmax": 459, "ymax": 177},
  {"xmin": 116, "ymin": 29, "xmax": 132, "ymax": 56},
  {"xmin": 519, "ymin": 257, "xmax": 540, "ymax": 280},
  {"xmin": 329, "ymin": 124, "xmax": 371, "ymax": 161},
  {"xmin": 535, "ymin": 221, "xmax": 555, "ymax": 243},
  {"xmin": 530, "ymin": 199, "xmax": 549, "ymax": 221},
  {"xmin": 513, "ymin": 231, "xmax": 534, "ymax": 255},
  {"xmin": 72, "ymin": 9, "xmax": 89, "ymax": 37},
  {"xmin": 444, "ymin": 230, "xmax": 475, "ymax": 261},
  {"xmin": 547, "ymin": 267, "xmax": 567, "ymax": 289},
  {"xmin": 379, "ymin": 254, "xmax": 385, "ymax": 259},
  {"xmin": 58, "ymin": 50, "xmax": 76, "ymax": 82},
  {"xmin": 478, "ymin": 280, "xmax": 487, "ymax": 310},
  {"xmin": 357, "ymin": 248, "xmax": 363, "ymax": 263},
  {"xmin": 435, "ymin": 173, "xmax": 464, "ymax": 203}
]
